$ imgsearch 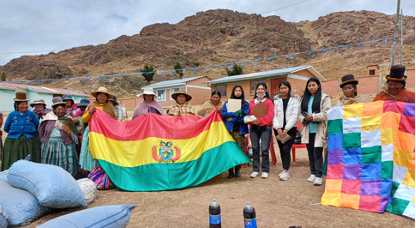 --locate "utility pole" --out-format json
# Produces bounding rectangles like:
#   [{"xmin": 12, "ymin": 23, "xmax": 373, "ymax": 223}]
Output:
[
  {"xmin": 390, "ymin": 0, "xmax": 401, "ymax": 67},
  {"xmin": 400, "ymin": 9, "xmax": 403, "ymax": 65}
]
